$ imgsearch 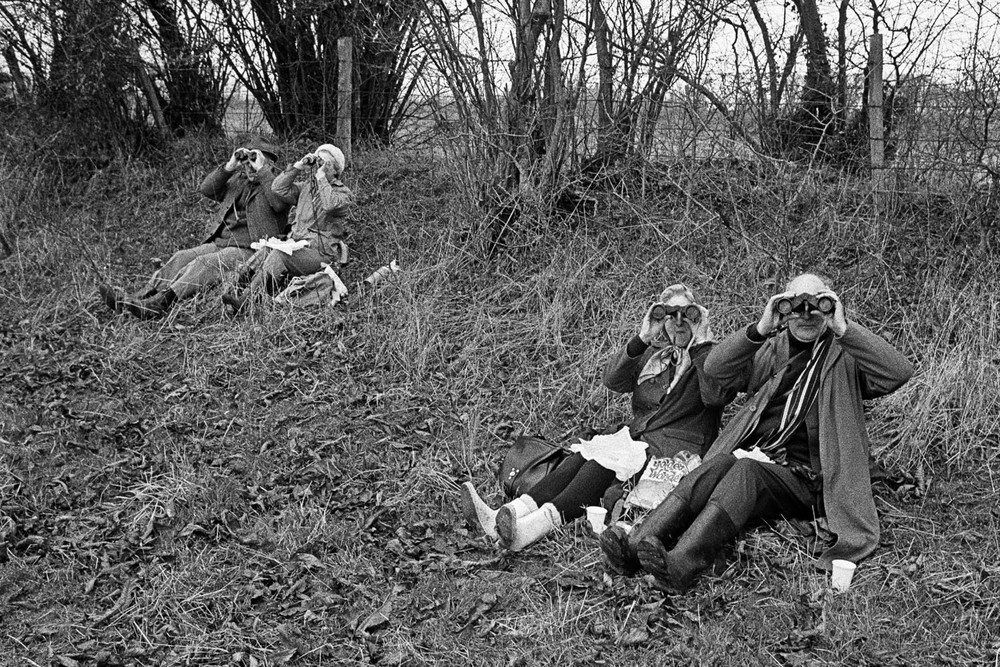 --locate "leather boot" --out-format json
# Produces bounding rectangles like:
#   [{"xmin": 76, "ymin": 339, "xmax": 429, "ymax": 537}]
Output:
[
  {"xmin": 494, "ymin": 495, "xmax": 539, "ymax": 545},
  {"xmin": 601, "ymin": 493, "xmax": 693, "ymax": 576},
  {"xmin": 637, "ymin": 502, "xmax": 738, "ymax": 593},
  {"xmin": 125, "ymin": 288, "xmax": 177, "ymax": 319},
  {"xmin": 222, "ymin": 290, "xmax": 248, "ymax": 315},
  {"xmin": 98, "ymin": 284, "xmax": 126, "ymax": 313},
  {"xmin": 460, "ymin": 482, "xmax": 510, "ymax": 539},
  {"xmin": 501, "ymin": 503, "xmax": 561, "ymax": 551}
]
